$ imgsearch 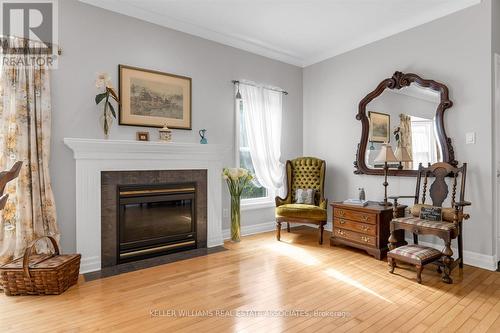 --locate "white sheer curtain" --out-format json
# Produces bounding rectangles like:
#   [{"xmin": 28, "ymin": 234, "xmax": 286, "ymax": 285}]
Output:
[
  {"xmin": 411, "ymin": 119, "xmax": 437, "ymax": 167},
  {"xmin": 239, "ymin": 84, "xmax": 284, "ymax": 195}
]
